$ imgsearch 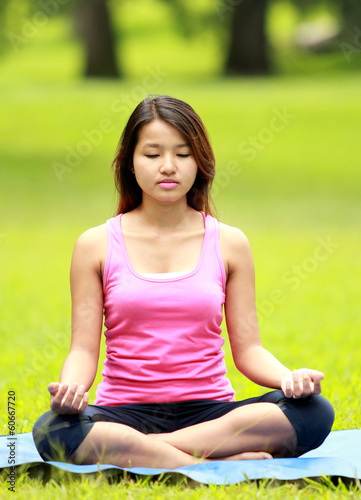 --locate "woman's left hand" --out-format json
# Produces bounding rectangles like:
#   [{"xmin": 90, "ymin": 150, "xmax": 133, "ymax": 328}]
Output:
[{"xmin": 281, "ymin": 369, "xmax": 324, "ymax": 399}]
